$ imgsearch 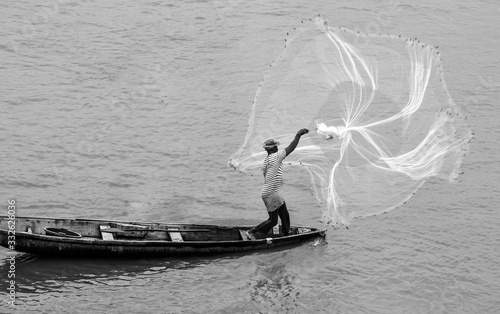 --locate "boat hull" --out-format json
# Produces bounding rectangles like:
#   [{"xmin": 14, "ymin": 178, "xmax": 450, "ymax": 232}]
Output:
[{"xmin": 0, "ymin": 216, "xmax": 326, "ymax": 258}]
